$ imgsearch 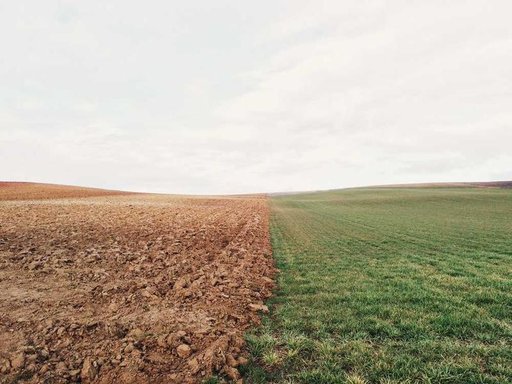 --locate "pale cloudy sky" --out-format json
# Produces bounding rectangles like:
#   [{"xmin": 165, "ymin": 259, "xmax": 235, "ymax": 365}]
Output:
[{"xmin": 1, "ymin": 1, "xmax": 511, "ymax": 194}]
